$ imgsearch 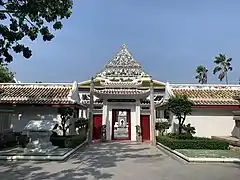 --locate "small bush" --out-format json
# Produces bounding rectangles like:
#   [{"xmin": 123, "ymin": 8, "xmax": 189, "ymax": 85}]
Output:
[
  {"xmin": 50, "ymin": 135, "xmax": 86, "ymax": 148},
  {"xmin": 65, "ymin": 135, "xmax": 86, "ymax": 148},
  {"xmin": 18, "ymin": 135, "xmax": 29, "ymax": 148},
  {"xmin": 157, "ymin": 136, "xmax": 229, "ymax": 150},
  {"xmin": 182, "ymin": 123, "xmax": 196, "ymax": 135},
  {"xmin": 155, "ymin": 121, "xmax": 171, "ymax": 135}
]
